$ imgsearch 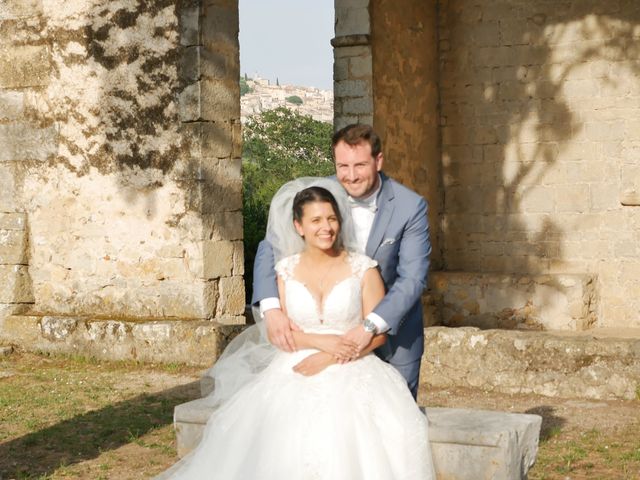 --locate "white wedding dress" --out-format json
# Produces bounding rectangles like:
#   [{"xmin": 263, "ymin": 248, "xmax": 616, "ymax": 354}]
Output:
[{"xmin": 158, "ymin": 251, "xmax": 435, "ymax": 480}]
